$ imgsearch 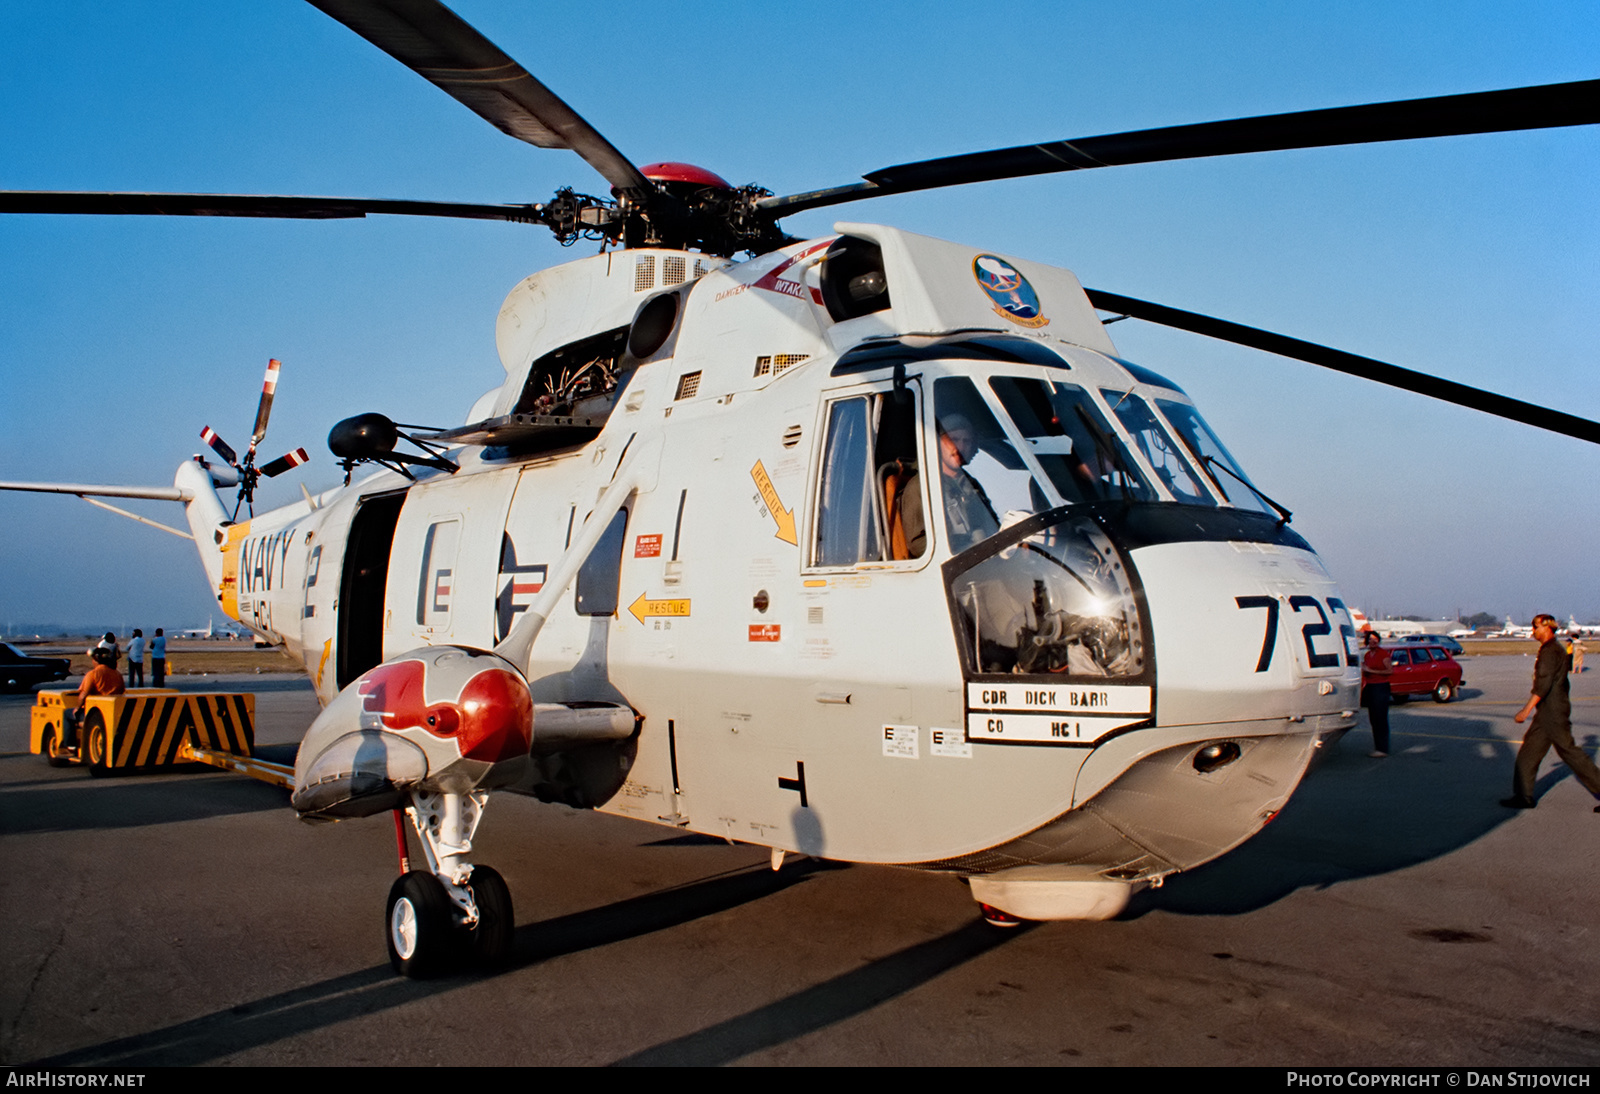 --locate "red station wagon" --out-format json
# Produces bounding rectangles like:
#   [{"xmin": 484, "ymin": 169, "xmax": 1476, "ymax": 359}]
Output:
[{"xmin": 1382, "ymin": 642, "xmax": 1464, "ymax": 702}]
